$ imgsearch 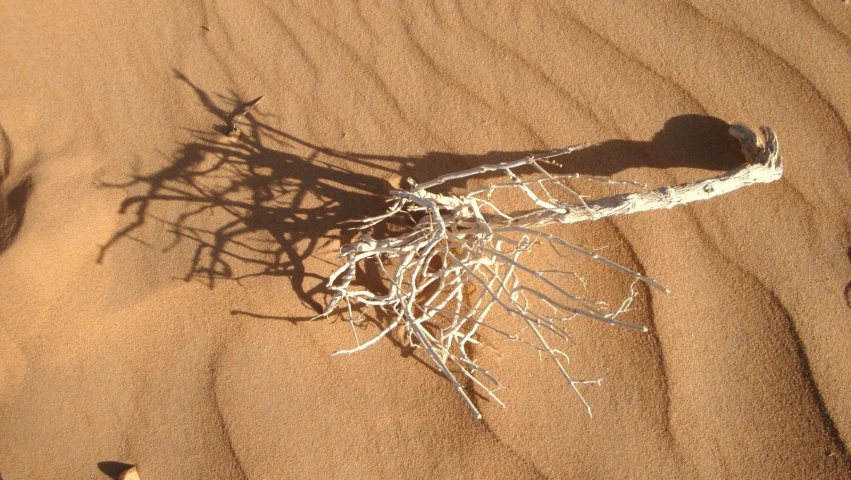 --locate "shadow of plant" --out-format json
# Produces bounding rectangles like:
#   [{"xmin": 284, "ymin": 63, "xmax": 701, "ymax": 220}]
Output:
[{"xmin": 98, "ymin": 74, "xmax": 406, "ymax": 313}]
